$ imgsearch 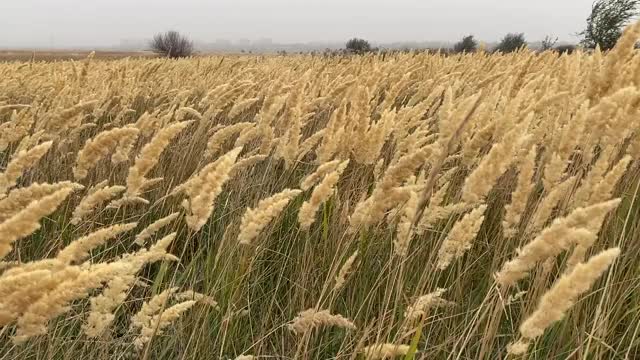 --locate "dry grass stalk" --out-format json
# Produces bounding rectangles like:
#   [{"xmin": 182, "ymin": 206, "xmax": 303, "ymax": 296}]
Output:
[
  {"xmin": 394, "ymin": 188, "xmax": 419, "ymax": 257},
  {"xmin": 0, "ymin": 182, "xmax": 82, "ymax": 222},
  {"xmin": 13, "ymin": 261, "xmax": 131, "ymax": 343},
  {"xmin": 405, "ymin": 288, "xmax": 455, "ymax": 322},
  {"xmin": 507, "ymin": 248, "xmax": 620, "ymax": 355},
  {"xmin": 298, "ymin": 160, "xmax": 348, "ymax": 230},
  {"xmin": 133, "ymin": 299, "xmax": 197, "ymax": 349},
  {"xmin": 185, "ymin": 147, "xmax": 241, "ymax": 231},
  {"xmin": 135, "ymin": 212, "xmax": 180, "ymax": 246},
  {"xmin": 287, "ymin": 308, "xmax": 356, "ymax": 334},
  {"xmin": 461, "ymin": 121, "xmax": 530, "ymax": 204},
  {"xmin": 527, "ymin": 175, "xmax": 578, "ymax": 233},
  {"xmin": 333, "ymin": 250, "xmax": 359, "ymax": 292},
  {"xmin": 496, "ymin": 199, "xmax": 621, "ymax": 286},
  {"xmin": 125, "ymin": 120, "xmax": 193, "ymax": 199},
  {"xmin": 361, "ymin": 344, "xmax": 410, "ymax": 359},
  {"xmin": 238, "ymin": 189, "xmax": 302, "ymax": 246},
  {"xmin": 73, "ymin": 127, "xmax": 140, "ymax": 180},
  {"xmin": 204, "ymin": 122, "xmax": 254, "ymax": 158},
  {"xmin": 0, "ymin": 141, "xmax": 53, "ymax": 195},
  {"xmin": 71, "ymin": 184, "xmax": 126, "ymax": 225},
  {"xmin": 436, "ymin": 204, "xmax": 487, "ymax": 270},
  {"xmin": 83, "ymin": 274, "xmax": 136, "ymax": 337},
  {"xmin": 300, "ymin": 159, "xmax": 341, "ymax": 191},
  {"xmin": 57, "ymin": 222, "xmax": 138, "ymax": 264},
  {"xmin": 503, "ymin": 146, "xmax": 537, "ymax": 237},
  {"xmin": 0, "ymin": 187, "xmax": 76, "ymax": 259}
]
